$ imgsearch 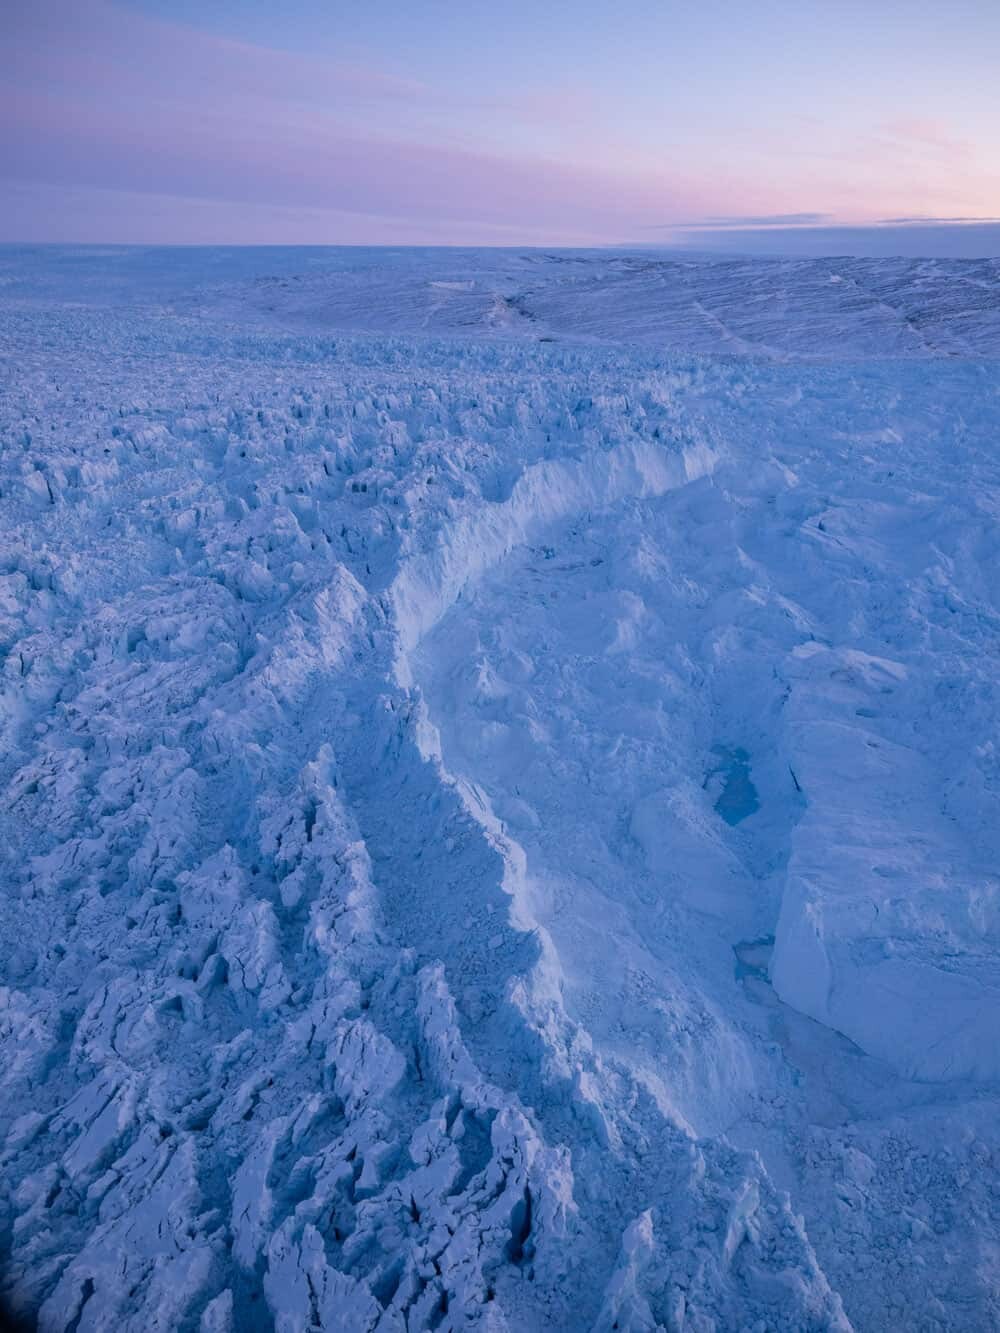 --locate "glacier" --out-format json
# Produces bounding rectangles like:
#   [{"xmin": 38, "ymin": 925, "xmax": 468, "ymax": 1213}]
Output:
[{"xmin": 1, "ymin": 244, "xmax": 999, "ymax": 1331}]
